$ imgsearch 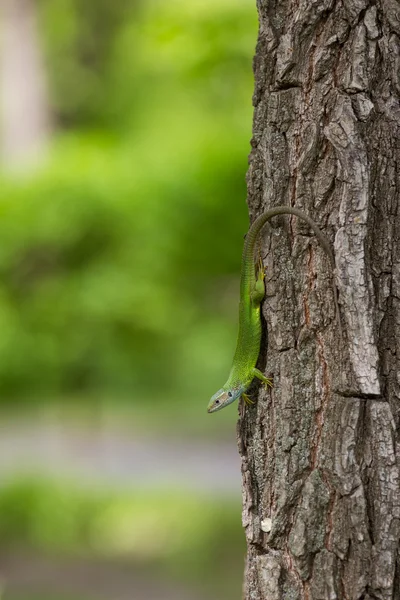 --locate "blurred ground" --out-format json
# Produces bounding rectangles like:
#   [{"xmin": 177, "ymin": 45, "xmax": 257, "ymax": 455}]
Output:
[
  {"xmin": 0, "ymin": 414, "xmax": 240, "ymax": 494},
  {"xmin": 2, "ymin": 554, "xmax": 206, "ymax": 600}
]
